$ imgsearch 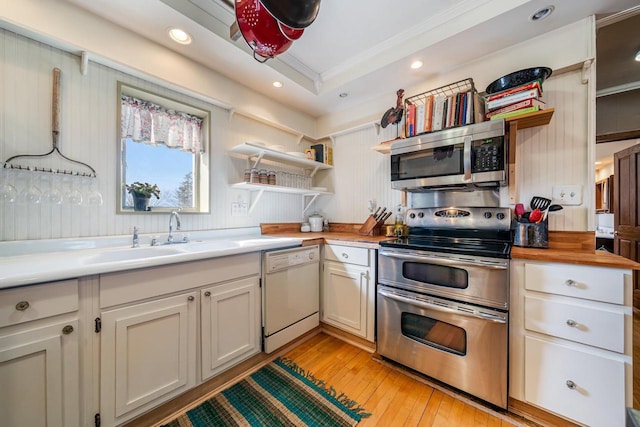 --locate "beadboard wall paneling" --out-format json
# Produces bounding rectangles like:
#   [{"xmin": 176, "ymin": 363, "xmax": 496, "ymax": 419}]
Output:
[
  {"xmin": 511, "ymin": 70, "xmax": 589, "ymax": 231},
  {"xmin": 313, "ymin": 124, "xmax": 403, "ymax": 224},
  {"xmin": 0, "ymin": 30, "xmax": 306, "ymax": 241}
]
